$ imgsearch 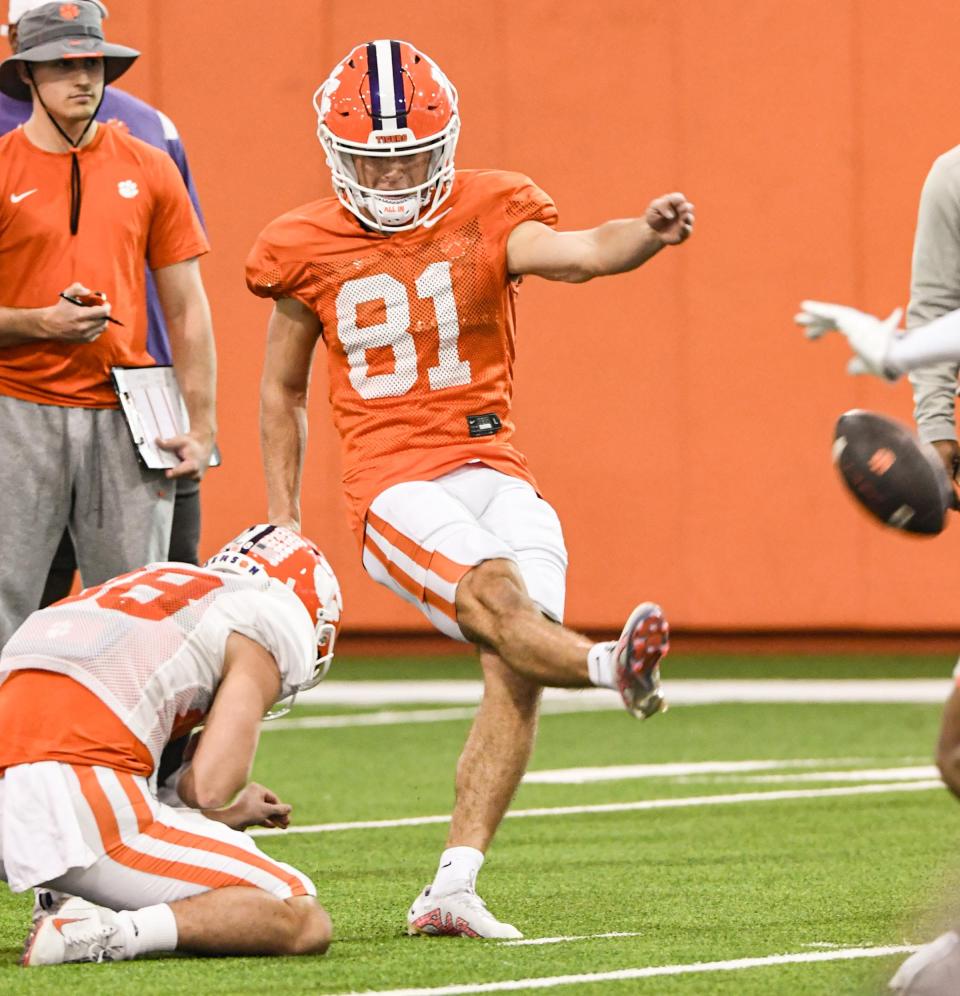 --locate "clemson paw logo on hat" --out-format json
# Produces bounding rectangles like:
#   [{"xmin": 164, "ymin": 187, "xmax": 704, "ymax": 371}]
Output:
[{"xmin": 60, "ymin": 3, "xmax": 81, "ymax": 19}]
